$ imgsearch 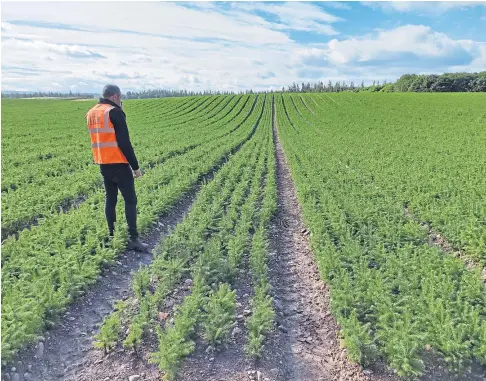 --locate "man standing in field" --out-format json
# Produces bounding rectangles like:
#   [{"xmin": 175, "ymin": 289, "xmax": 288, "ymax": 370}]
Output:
[{"xmin": 86, "ymin": 84, "xmax": 148, "ymax": 252}]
